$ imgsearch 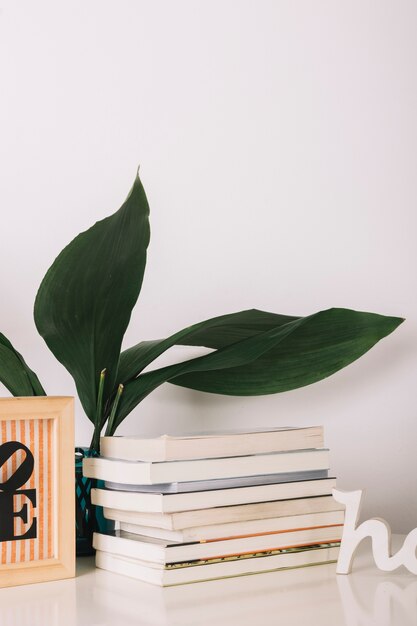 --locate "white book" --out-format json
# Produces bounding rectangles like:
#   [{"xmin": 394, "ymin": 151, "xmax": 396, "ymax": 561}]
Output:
[
  {"xmin": 100, "ymin": 426, "xmax": 324, "ymax": 462},
  {"xmin": 93, "ymin": 525, "xmax": 343, "ymax": 564},
  {"xmin": 92, "ymin": 477, "xmax": 337, "ymax": 513},
  {"xmin": 118, "ymin": 510, "xmax": 345, "ymax": 543},
  {"xmin": 84, "ymin": 449, "xmax": 329, "ymax": 485},
  {"xmin": 103, "ymin": 494, "xmax": 343, "ymax": 529},
  {"xmin": 95, "ymin": 545, "xmax": 340, "ymax": 586}
]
